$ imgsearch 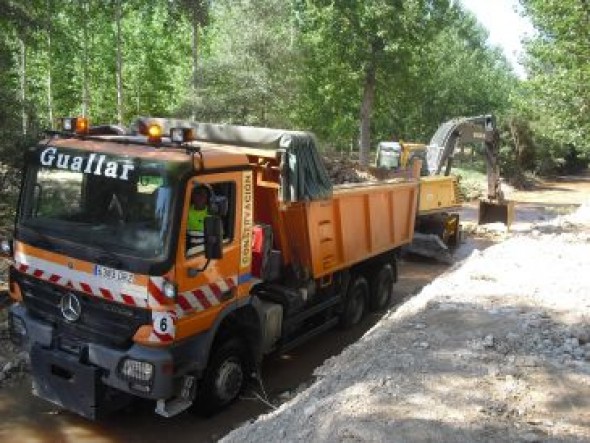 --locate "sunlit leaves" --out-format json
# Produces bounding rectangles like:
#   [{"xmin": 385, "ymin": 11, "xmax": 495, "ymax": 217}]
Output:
[{"xmin": 520, "ymin": 0, "xmax": 590, "ymax": 151}]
